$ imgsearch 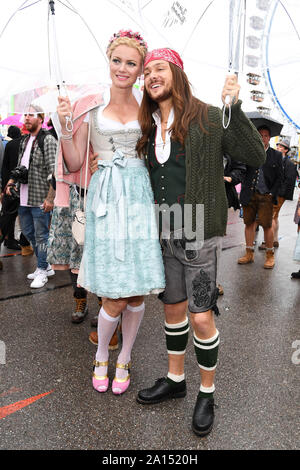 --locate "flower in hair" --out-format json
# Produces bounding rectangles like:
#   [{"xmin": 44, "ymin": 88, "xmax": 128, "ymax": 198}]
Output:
[{"xmin": 107, "ymin": 29, "xmax": 148, "ymax": 51}]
